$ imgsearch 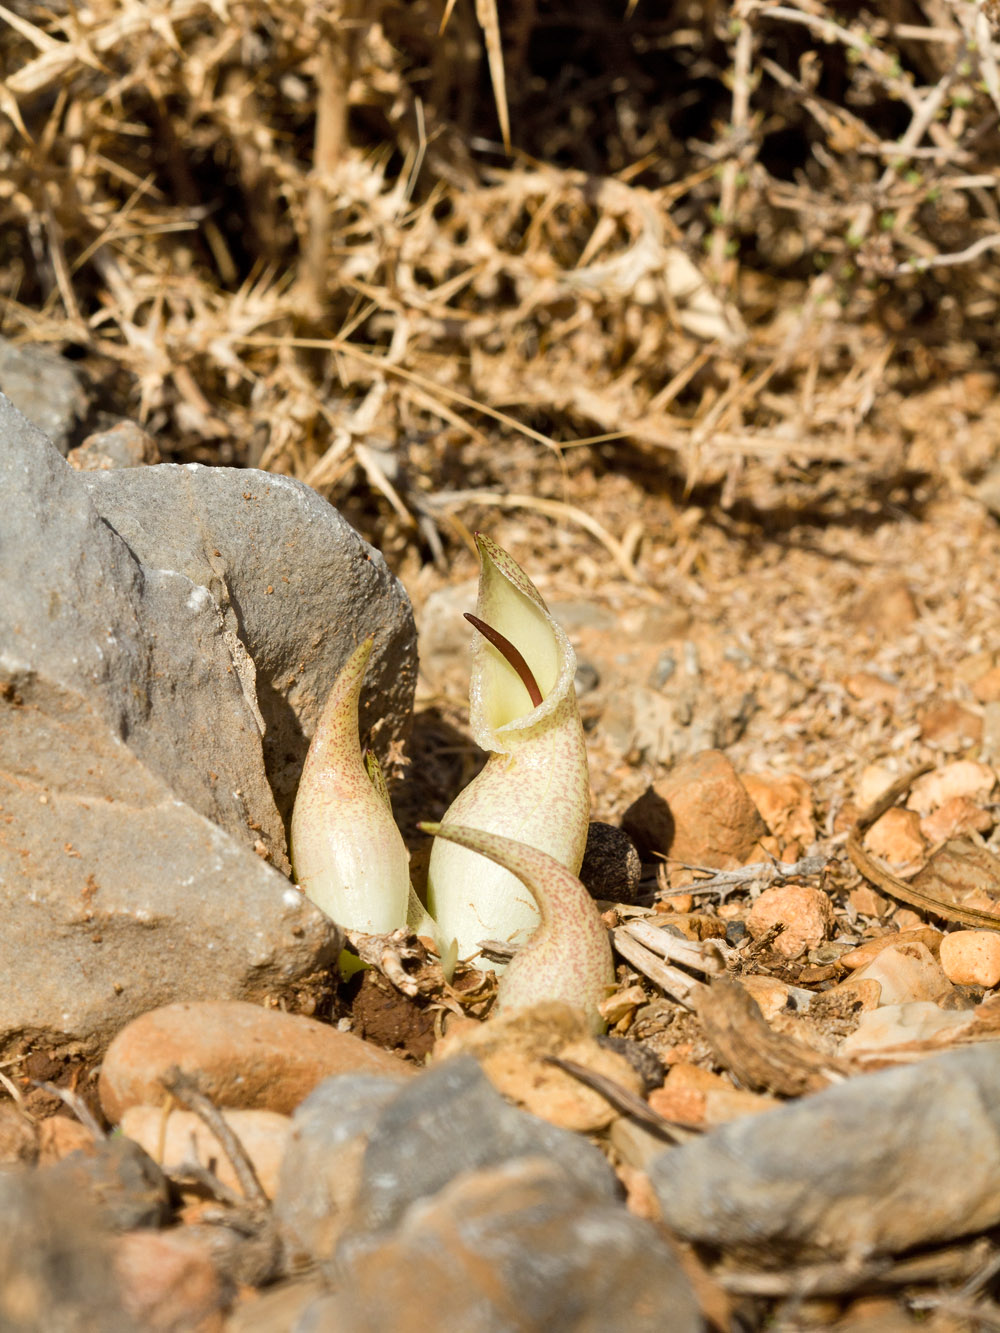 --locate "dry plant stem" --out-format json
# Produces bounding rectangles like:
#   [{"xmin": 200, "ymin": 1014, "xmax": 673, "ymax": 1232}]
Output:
[
  {"xmin": 302, "ymin": 15, "xmax": 357, "ymax": 317},
  {"xmin": 695, "ymin": 978, "xmax": 847, "ymax": 1096},
  {"xmin": 345, "ymin": 928, "xmax": 422, "ymax": 997},
  {"xmin": 665, "ymin": 854, "xmax": 829, "ymax": 898},
  {"xmin": 709, "ymin": 7, "xmax": 754, "ymax": 285},
  {"xmin": 160, "ymin": 1067, "xmax": 268, "ymax": 1209},
  {"xmin": 621, "ymin": 919, "xmax": 729, "ymax": 975},
  {"xmin": 31, "ymin": 1081, "xmax": 103, "ymax": 1138},
  {"xmin": 848, "ymin": 765, "xmax": 1000, "ymax": 930},
  {"xmin": 611, "ymin": 929, "xmax": 705, "ymax": 1011}
]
